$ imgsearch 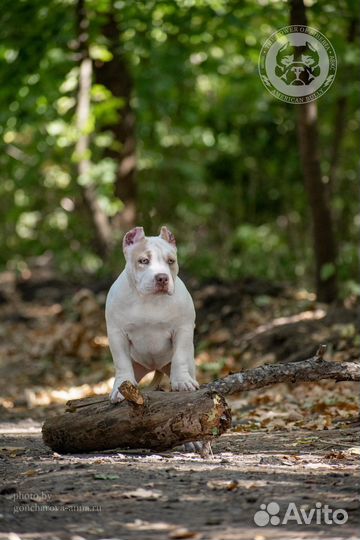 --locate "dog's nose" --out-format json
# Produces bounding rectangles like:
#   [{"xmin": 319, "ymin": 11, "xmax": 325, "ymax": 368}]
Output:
[{"xmin": 155, "ymin": 273, "xmax": 169, "ymax": 285}]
